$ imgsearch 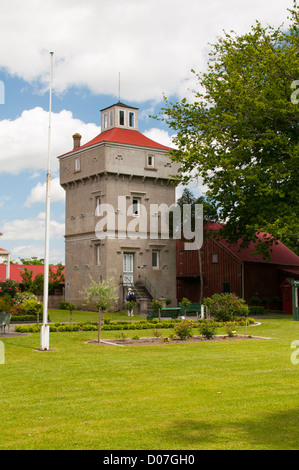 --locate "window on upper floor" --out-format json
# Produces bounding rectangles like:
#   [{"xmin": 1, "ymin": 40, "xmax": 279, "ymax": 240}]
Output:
[
  {"xmin": 95, "ymin": 196, "xmax": 101, "ymax": 216},
  {"xmin": 132, "ymin": 198, "xmax": 140, "ymax": 216},
  {"xmin": 211, "ymin": 252, "xmax": 218, "ymax": 263},
  {"xmin": 74, "ymin": 157, "xmax": 81, "ymax": 172},
  {"xmin": 103, "ymin": 113, "xmax": 108, "ymax": 129},
  {"xmin": 147, "ymin": 154, "xmax": 155, "ymax": 168},
  {"xmin": 129, "ymin": 112, "xmax": 135, "ymax": 127},
  {"xmin": 119, "ymin": 110, "xmax": 125, "ymax": 126},
  {"xmin": 109, "ymin": 110, "xmax": 114, "ymax": 127}
]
